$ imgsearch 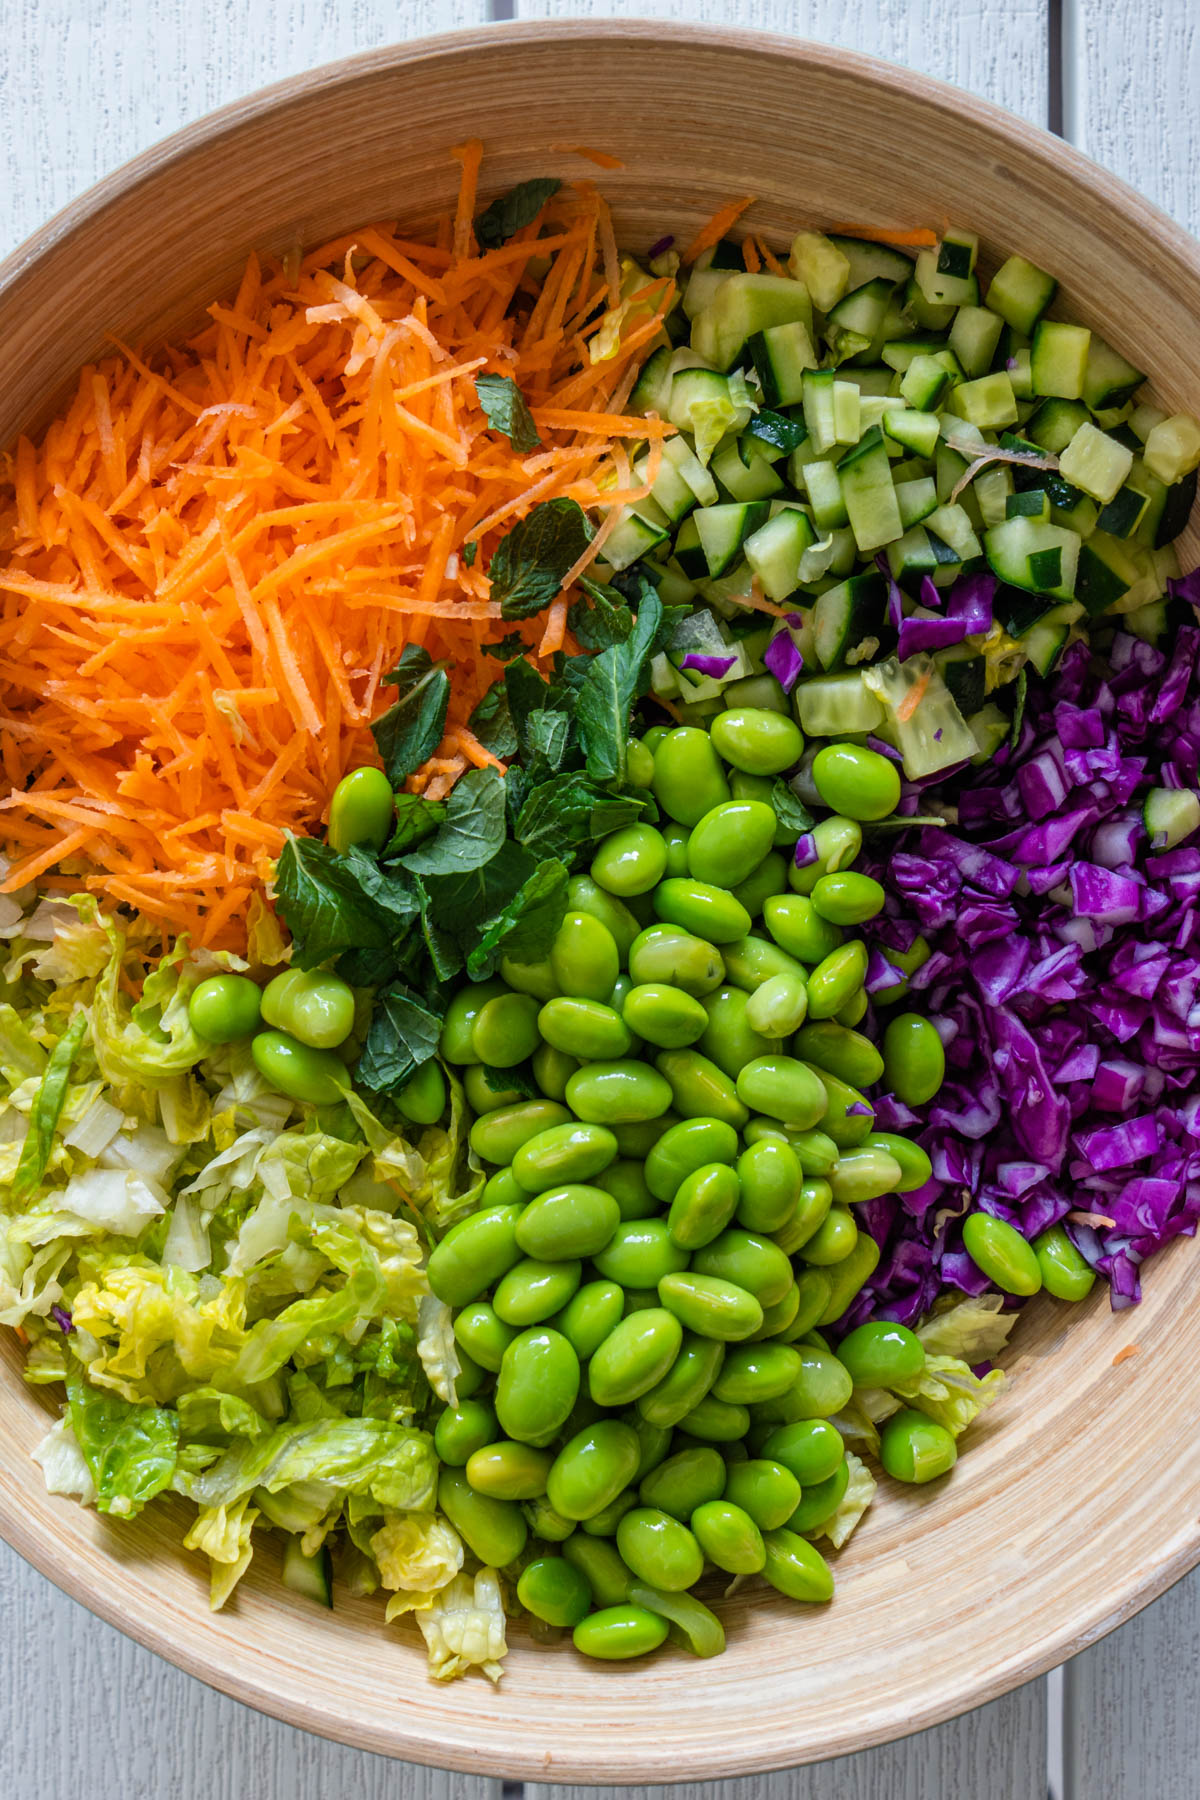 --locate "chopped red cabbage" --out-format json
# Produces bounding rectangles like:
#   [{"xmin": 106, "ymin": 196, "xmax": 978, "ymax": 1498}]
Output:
[
  {"xmin": 679, "ymin": 651, "xmax": 737, "ymax": 677},
  {"xmin": 764, "ymin": 629, "xmax": 804, "ymax": 692}
]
